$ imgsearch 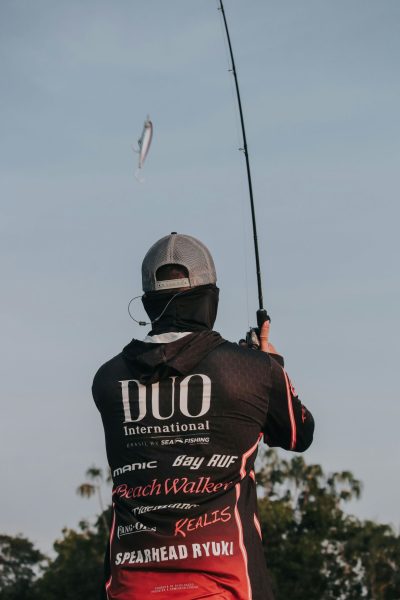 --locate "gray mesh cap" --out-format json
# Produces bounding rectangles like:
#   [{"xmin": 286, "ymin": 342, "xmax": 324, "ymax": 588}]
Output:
[{"xmin": 142, "ymin": 232, "xmax": 217, "ymax": 292}]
